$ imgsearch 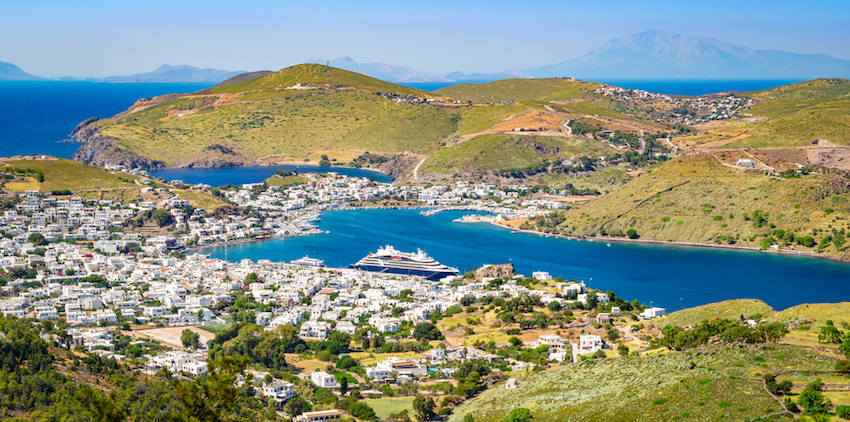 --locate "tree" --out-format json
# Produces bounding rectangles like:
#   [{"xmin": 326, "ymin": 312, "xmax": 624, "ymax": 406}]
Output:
[
  {"xmin": 284, "ymin": 396, "xmax": 311, "ymax": 416},
  {"xmin": 244, "ymin": 273, "xmax": 259, "ymax": 284},
  {"xmin": 464, "ymin": 414, "xmax": 474, "ymax": 422},
  {"xmin": 181, "ymin": 329, "xmax": 201, "ymax": 349},
  {"xmin": 152, "ymin": 209, "xmax": 174, "ymax": 227},
  {"xmin": 547, "ymin": 301, "xmax": 561, "ymax": 311},
  {"xmin": 413, "ymin": 322, "xmax": 443, "ymax": 342},
  {"xmin": 413, "ymin": 395, "xmax": 436, "ymax": 421},
  {"xmin": 797, "ymin": 379, "xmax": 831, "ymax": 415},
  {"xmin": 626, "ymin": 229, "xmax": 639, "ymax": 239},
  {"xmin": 339, "ymin": 376, "xmax": 349, "ymax": 395},
  {"xmin": 837, "ymin": 405, "xmax": 850, "ymax": 419},
  {"xmin": 607, "ymin": 328, "xmax": 620, "ymax": 342},
  {"xmin": 348, "ymin": 402, "xmax": 377, "ymax": 420},
  {"xmin": 168, "ymin": 355, "xmax": 250, "ymax": 422},
  {"xmin": 617, "ymin": 343, "xmax": 629, "ymax": 357},
  {"xmin": 36, "ymin": 171, "xmax": 44, "ymax": 183},
  {"xmin": 319, "ymin": 155, "xmax": 332, "ymax": 167},
  {"xmin": 502, "ymin": 408, "xmax": 533, "ymax": 422},
  {"xmin": 28, "ymin": 232, "xmax": 48, "ymax": 246},
  {"xmin": 336, "ymin": 355, "xmax": 357, "ymax": 370},
  {"xmin": 835, "ymin": 360, "xmax": 850, "ymax": 373}
]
